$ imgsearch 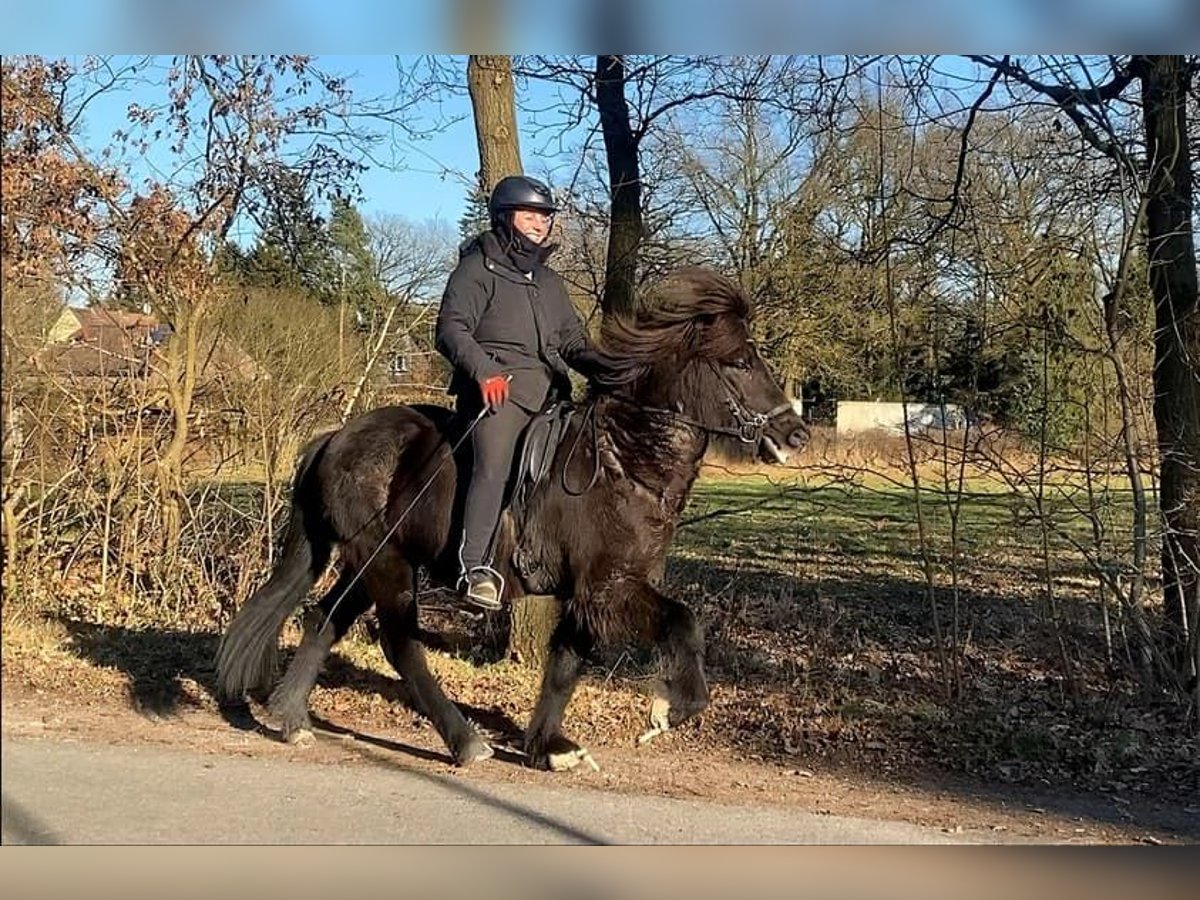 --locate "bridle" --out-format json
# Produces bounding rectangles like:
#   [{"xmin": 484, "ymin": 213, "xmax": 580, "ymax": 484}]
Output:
[
  {"xmin": 628, "ymin": 359, "xmax": 794, "ymax": 444},
  {"xmin": 562, "ymin": 358, "xmax": 793, "ymax": 495}
]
